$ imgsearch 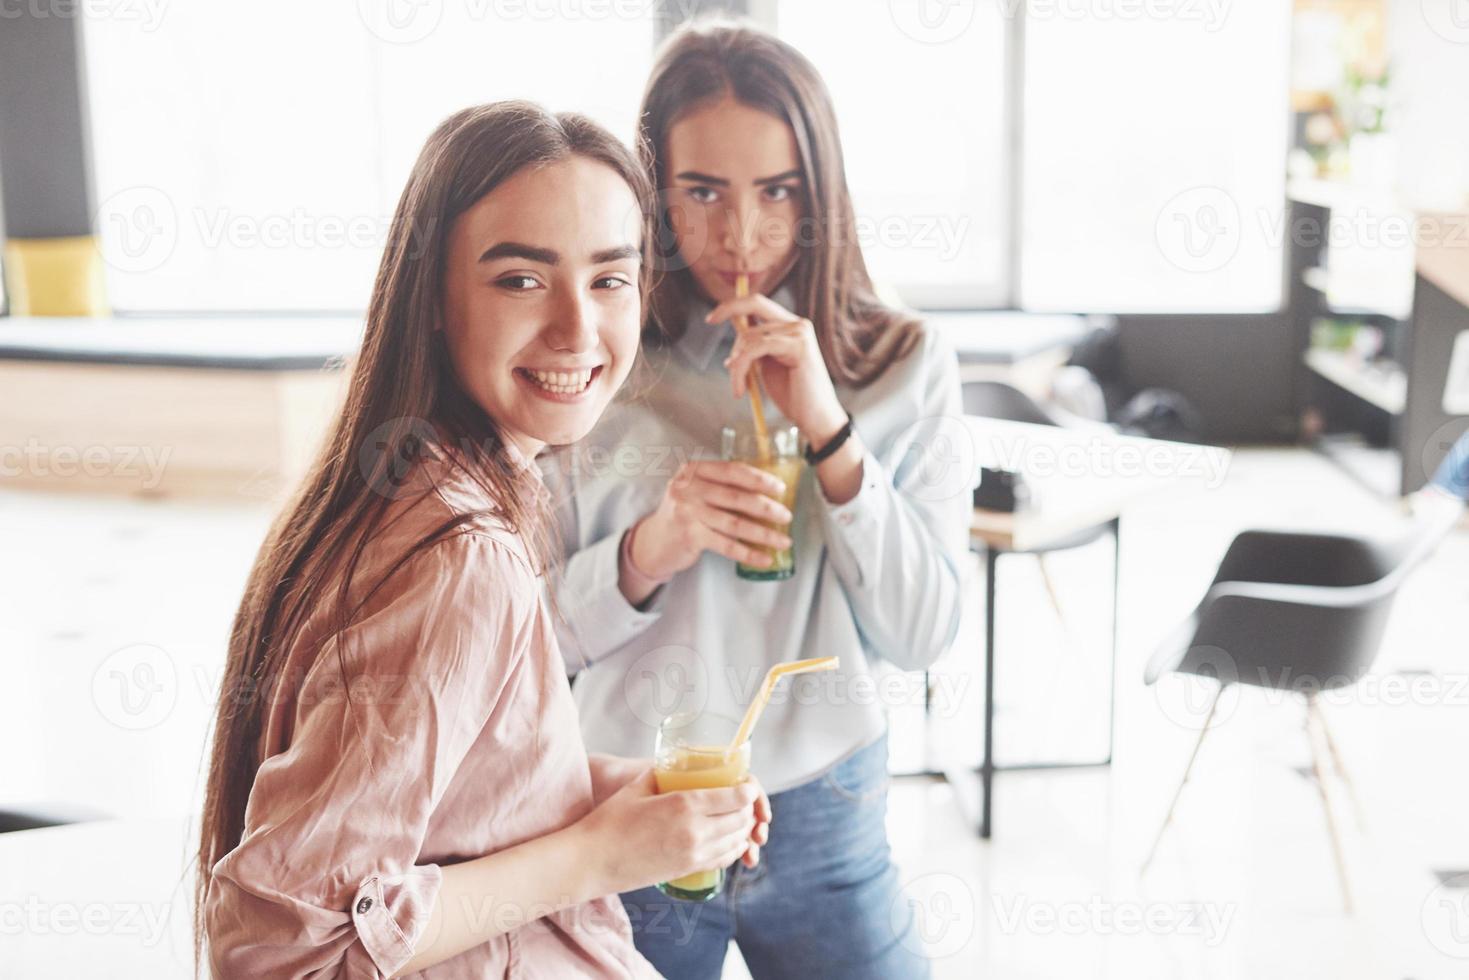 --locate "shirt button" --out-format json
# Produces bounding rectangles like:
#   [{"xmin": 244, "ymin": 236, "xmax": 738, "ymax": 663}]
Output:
[
  {"xmin": 839, "ymin": 513, "xmax": 854, "ymax": 526},
  {"xmin": 356, "ymin": 897, "xmax": 374, "ymax": 915}
]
